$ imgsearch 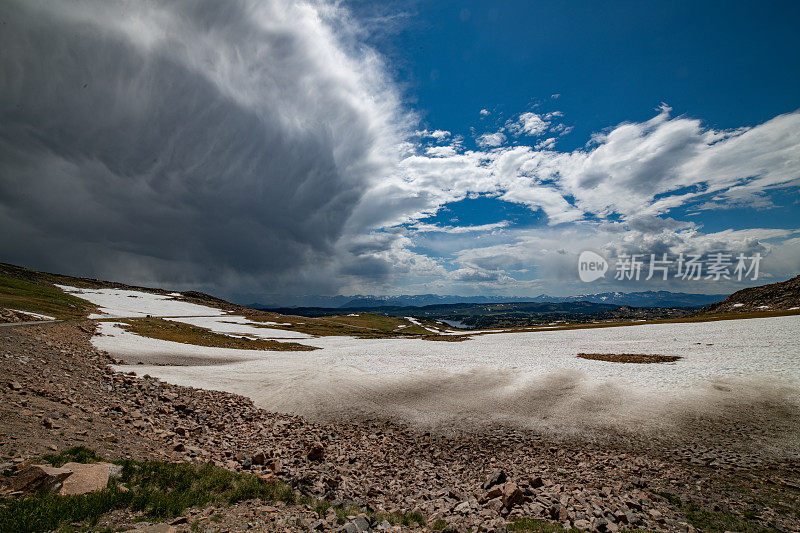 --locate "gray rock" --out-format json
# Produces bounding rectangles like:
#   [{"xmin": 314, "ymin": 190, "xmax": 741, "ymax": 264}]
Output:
[
  {"xmin": 351, "ymin": 515, "xmax": 371, "ymax": 531},
  {"xmin": 483, "ymin": 469, "xmax": 506, "ymax": 490}
]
